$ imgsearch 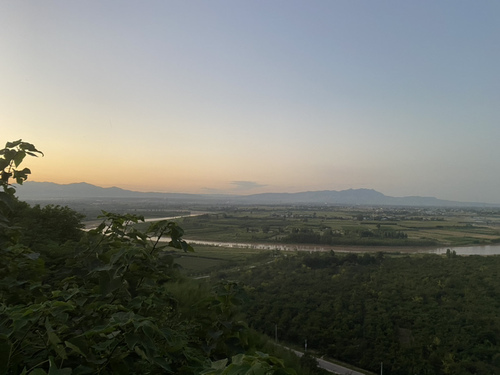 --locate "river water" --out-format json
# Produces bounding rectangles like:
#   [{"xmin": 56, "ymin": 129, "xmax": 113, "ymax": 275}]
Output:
[
  {"xmin": 143, "ymin": 213, "xmax": 204, "ymax": 222},
  {"xmin": 429, "ymin": 244, "xmax": 500, "ymax": 255},
  {"xmin": 177, "ymin": 239, "xmax": 500, "ymax": 256},
  {"xmin": 89, "ymin": 215, "xmax": 500, "ymax": 256}
]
